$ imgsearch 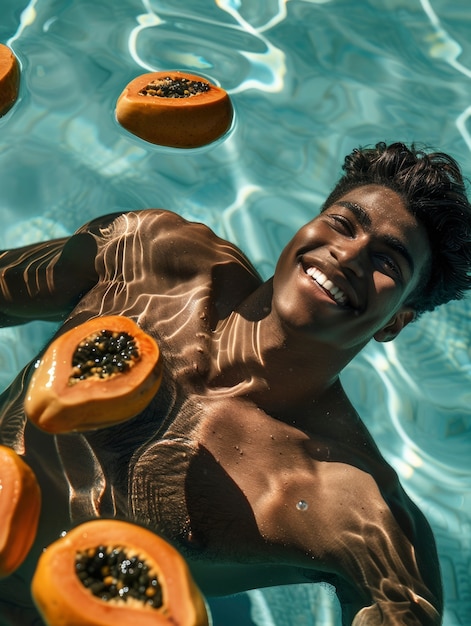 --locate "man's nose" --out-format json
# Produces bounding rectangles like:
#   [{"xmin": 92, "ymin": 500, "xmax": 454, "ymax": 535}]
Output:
[{"xmin": 329, "ymin": 237, "xmax": 366, "ymax": 277}]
